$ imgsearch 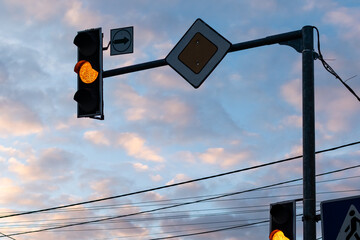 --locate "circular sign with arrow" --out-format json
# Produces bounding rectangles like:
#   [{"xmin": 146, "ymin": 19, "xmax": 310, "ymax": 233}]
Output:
[{"xmin": 110, "ymin": 26, "xmax": 133, "ymax": 56}]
